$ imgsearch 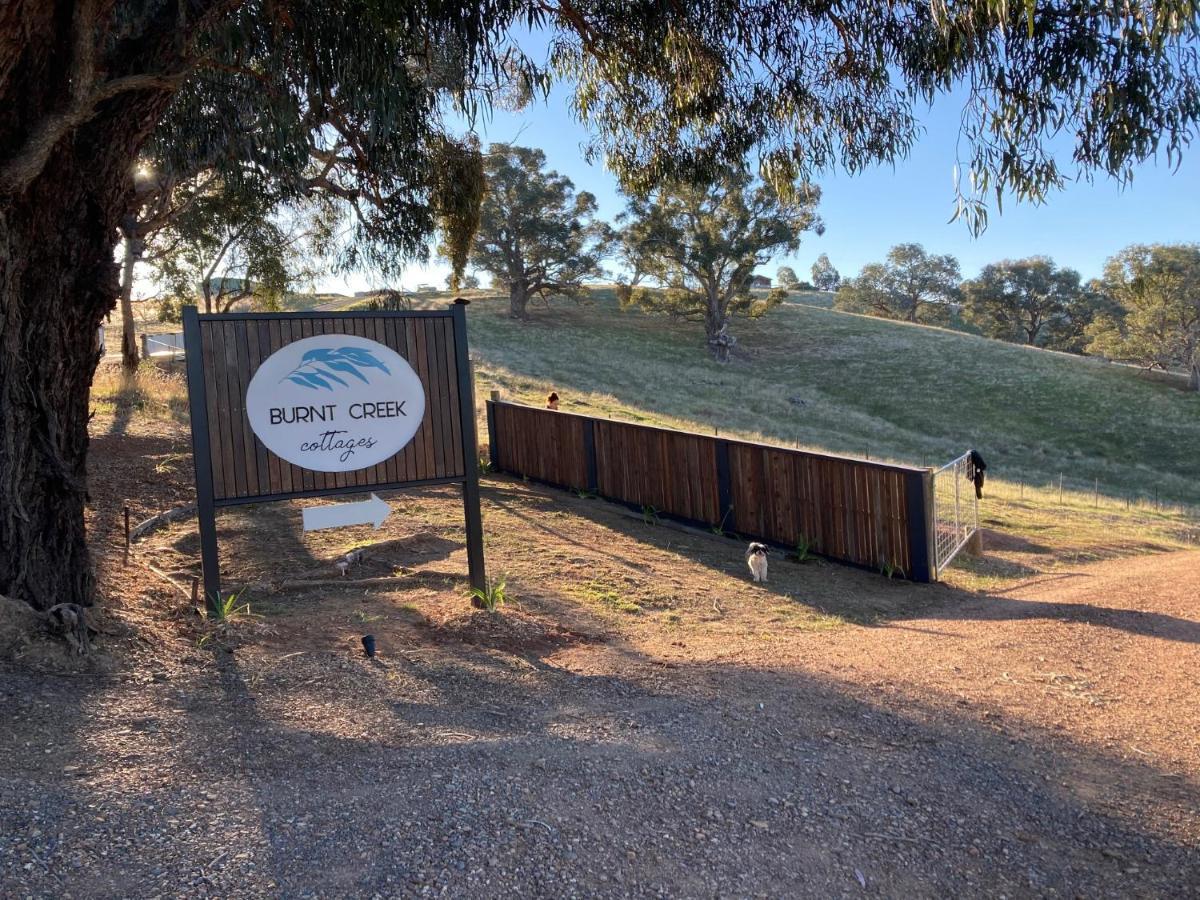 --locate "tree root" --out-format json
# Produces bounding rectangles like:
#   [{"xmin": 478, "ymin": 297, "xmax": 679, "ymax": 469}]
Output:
[{"xmin": 45, "ymin": 603, "xmax": 94, "ymax": 655}]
